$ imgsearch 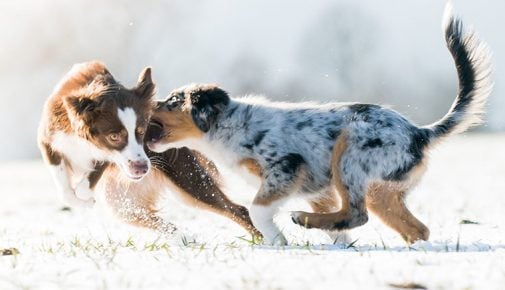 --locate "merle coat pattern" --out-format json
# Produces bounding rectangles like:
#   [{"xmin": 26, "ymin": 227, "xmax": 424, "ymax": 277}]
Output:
[{"xmin": 147, "ymin": 4, "xmax": 492, "ymax": 245}]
